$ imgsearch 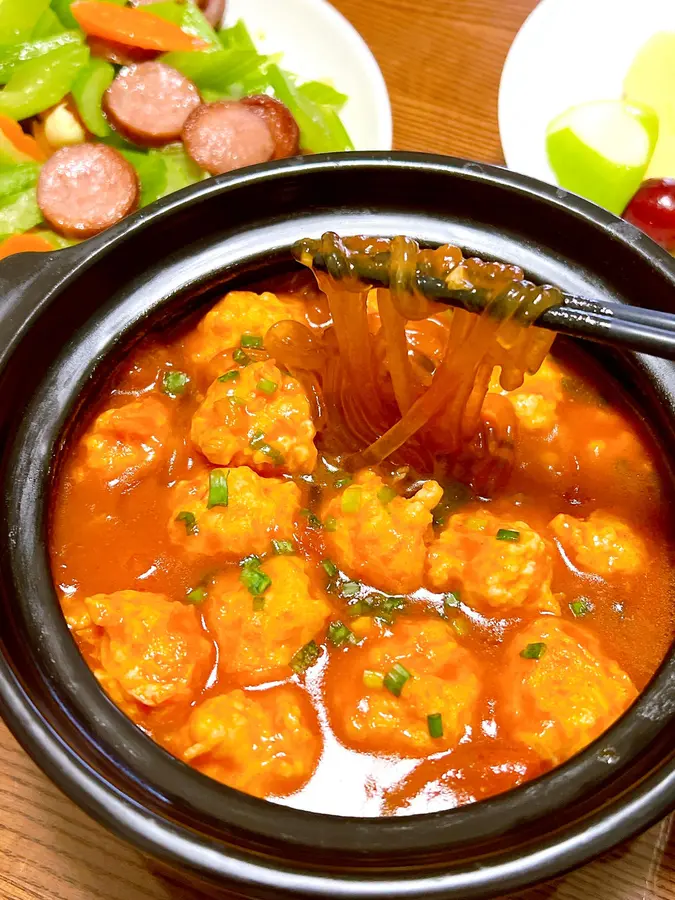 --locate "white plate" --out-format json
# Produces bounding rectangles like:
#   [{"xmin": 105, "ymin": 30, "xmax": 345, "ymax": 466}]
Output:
[
  {"xmin": 498, "ymin": 0, "xmax": 675, "ymax": 185},
  {"xmin": 224, "ymin": 0, "xmax": 393, "ymax": 152}
]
